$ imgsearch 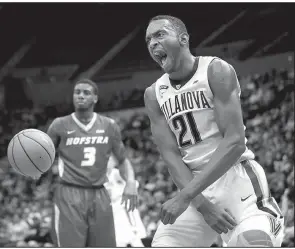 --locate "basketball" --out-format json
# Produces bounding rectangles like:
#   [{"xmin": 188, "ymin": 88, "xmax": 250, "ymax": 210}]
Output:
[{"xmin": 7, "ymin": 129, "xmax": 56, "ymax": 178}]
